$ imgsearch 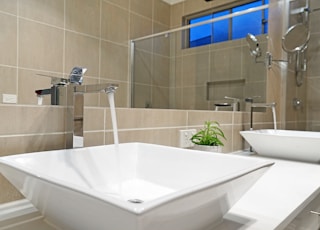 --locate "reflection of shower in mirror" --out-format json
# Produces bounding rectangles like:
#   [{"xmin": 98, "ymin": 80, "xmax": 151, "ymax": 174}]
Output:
[{"xmin": 246, "ymin": 33, "xmax": 287, "ymax": 69}]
